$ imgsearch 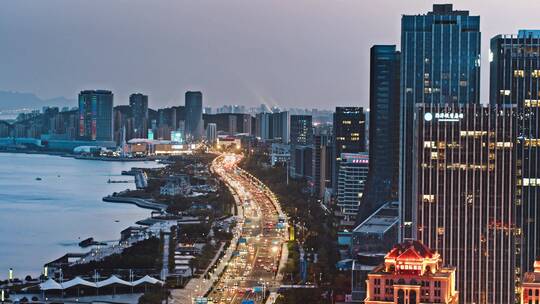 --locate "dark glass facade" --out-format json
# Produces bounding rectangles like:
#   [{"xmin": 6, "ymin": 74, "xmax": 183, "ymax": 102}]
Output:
[
  {"xmin": 185, "ymin": 91, "xmax": 203, "ymax": 141},
  {"xmin": 129, "ymin": 93, "xmax": 148, "ymax": 139},
  {"xmin": 400, "ymin": 4, "xmax": 481, "ymax": 240},
  {"xmin": 78, "ymin": 90, "xmax": 114, "ymax": 141},
  {"xmin": 415, "ymin": 103, "xmax": 516, "ymax": 304},
  {"xmin": 360, "ymin": 45, "xmax": 400, "ymax": 222},
  {"xmin": 490, "ymin": 30, "xmax": 540, "ymax": 299}
]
